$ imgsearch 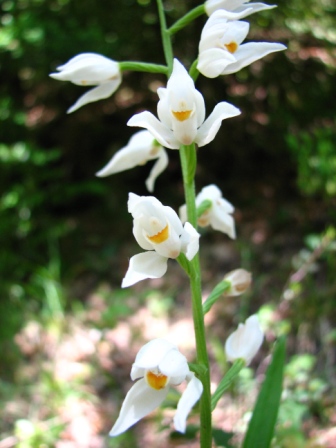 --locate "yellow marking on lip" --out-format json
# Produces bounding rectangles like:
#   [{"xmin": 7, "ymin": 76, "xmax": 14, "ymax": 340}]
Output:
[
  {"xmin": 146, "ymin": 371, "xmax": 169, "ymax": 390},
  {"xmin": 147, "ymin": 224, "xmax": 169, "ymax": 244},
  {"xmin": 225, "ymin": 41, "xmax": 238, "ymax": 53},
  {"xmin": 172, "ymin": 110, "xmax": 192, "ymax": 122}
]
